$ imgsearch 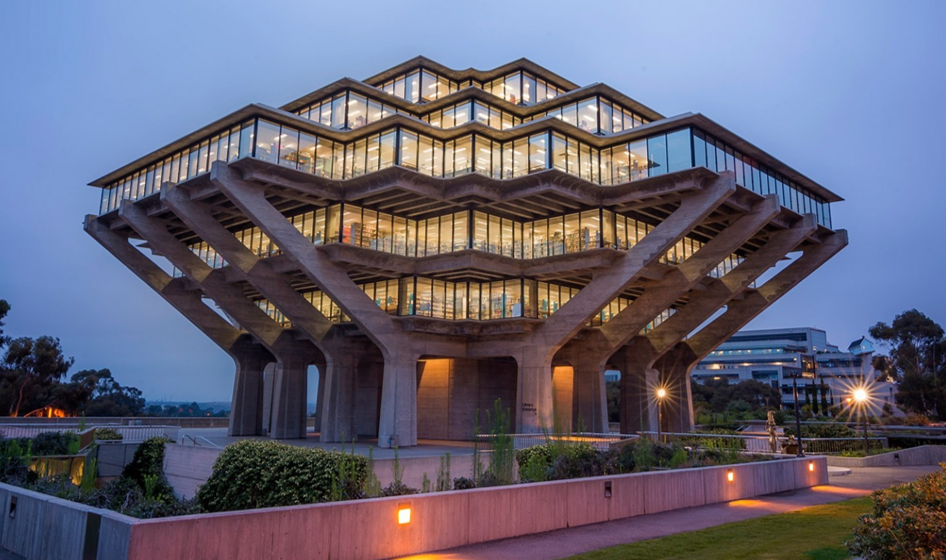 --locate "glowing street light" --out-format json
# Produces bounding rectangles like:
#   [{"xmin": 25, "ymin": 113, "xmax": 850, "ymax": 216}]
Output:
[
  {"xmin": 853, "ymin": 386, "xmax": 870, "ymax": 456},
  {"xmin": 656, "ymin": 387, "xmax": 667, "ymax": 444}
]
